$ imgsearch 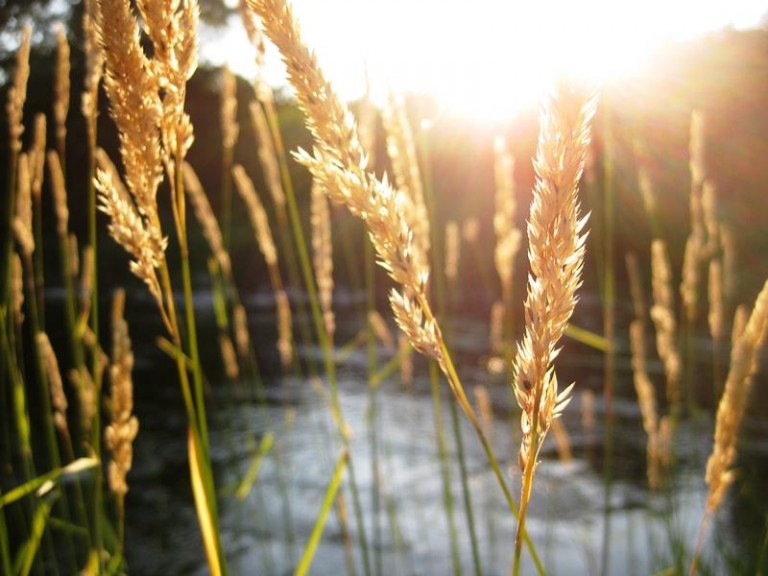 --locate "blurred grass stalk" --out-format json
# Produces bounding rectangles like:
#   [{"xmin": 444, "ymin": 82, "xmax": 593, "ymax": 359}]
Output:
[{"xmin": 93, "ymin": 0, "xmax": 227, "ymax": 572}]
